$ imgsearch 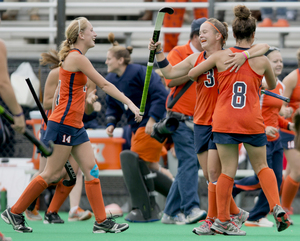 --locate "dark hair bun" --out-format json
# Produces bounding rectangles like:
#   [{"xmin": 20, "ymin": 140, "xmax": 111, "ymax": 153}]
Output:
[{"xmin": 234, "ymin": 5, "xmax": 251, "ymax": 20}]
